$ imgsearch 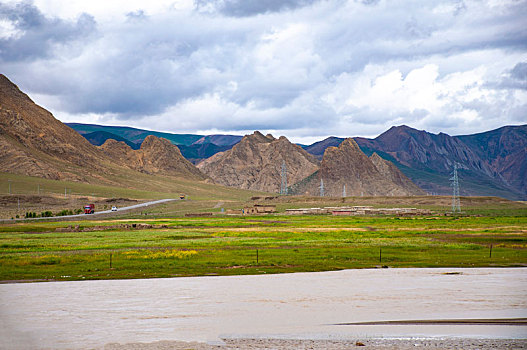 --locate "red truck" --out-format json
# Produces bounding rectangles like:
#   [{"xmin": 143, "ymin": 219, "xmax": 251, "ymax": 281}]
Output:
[{"xmin": 84, "ymin": 204, "xmax": 95, "ymax": 214}]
